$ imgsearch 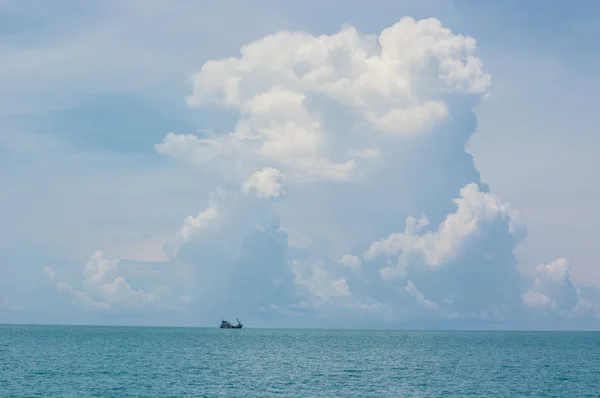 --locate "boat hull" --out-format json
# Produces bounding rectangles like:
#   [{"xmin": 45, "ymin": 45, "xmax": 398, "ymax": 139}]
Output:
[{"xmin": 220, "ymin": 319, "xmax": 243, "ymax": 328}]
